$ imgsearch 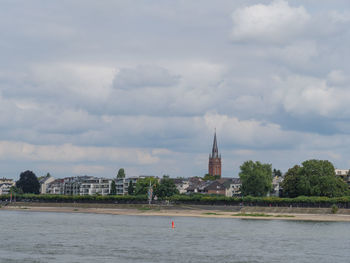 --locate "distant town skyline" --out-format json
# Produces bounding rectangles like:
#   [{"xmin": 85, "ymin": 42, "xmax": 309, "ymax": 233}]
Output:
[{"xmin": 1, "ymin": 0, "xmax": 350, "ymax": 179}]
